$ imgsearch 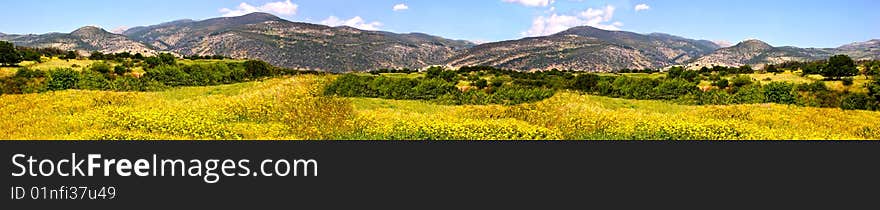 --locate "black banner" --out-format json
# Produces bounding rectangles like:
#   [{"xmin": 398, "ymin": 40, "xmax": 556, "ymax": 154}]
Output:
[{"xmin": 2, "ymin": 141, "xmax": 879, "ymax": 208}]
